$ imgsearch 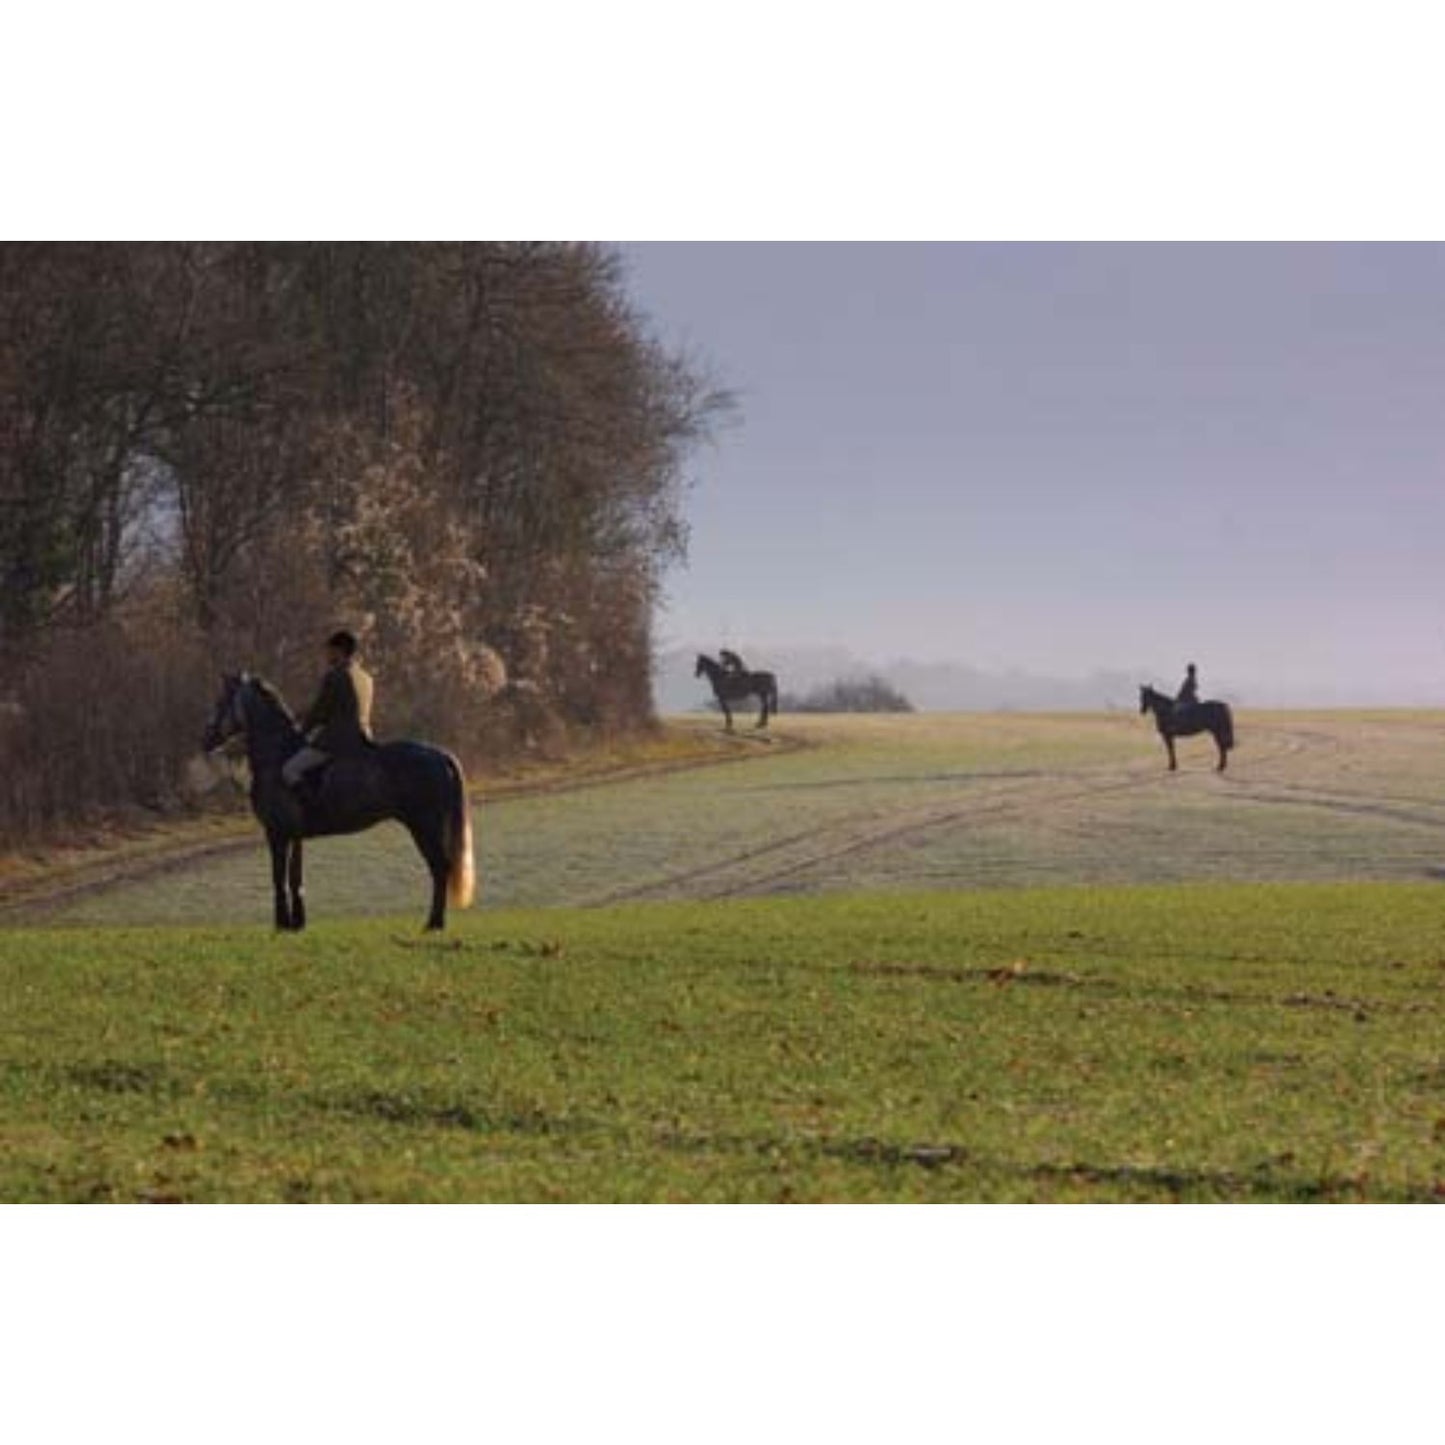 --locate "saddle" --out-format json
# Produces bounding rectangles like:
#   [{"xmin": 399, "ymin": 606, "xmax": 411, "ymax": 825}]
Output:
[{"xmin": 291, "ymin": 752, "xmax": 375, "ymax": 816}]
